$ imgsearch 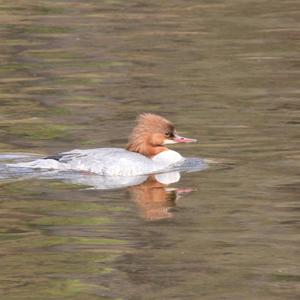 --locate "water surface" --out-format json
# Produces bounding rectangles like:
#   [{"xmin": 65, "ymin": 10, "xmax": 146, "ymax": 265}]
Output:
[{"xmin": 0, "ymin": 0, "xmax": 299, "ymax": 299}]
